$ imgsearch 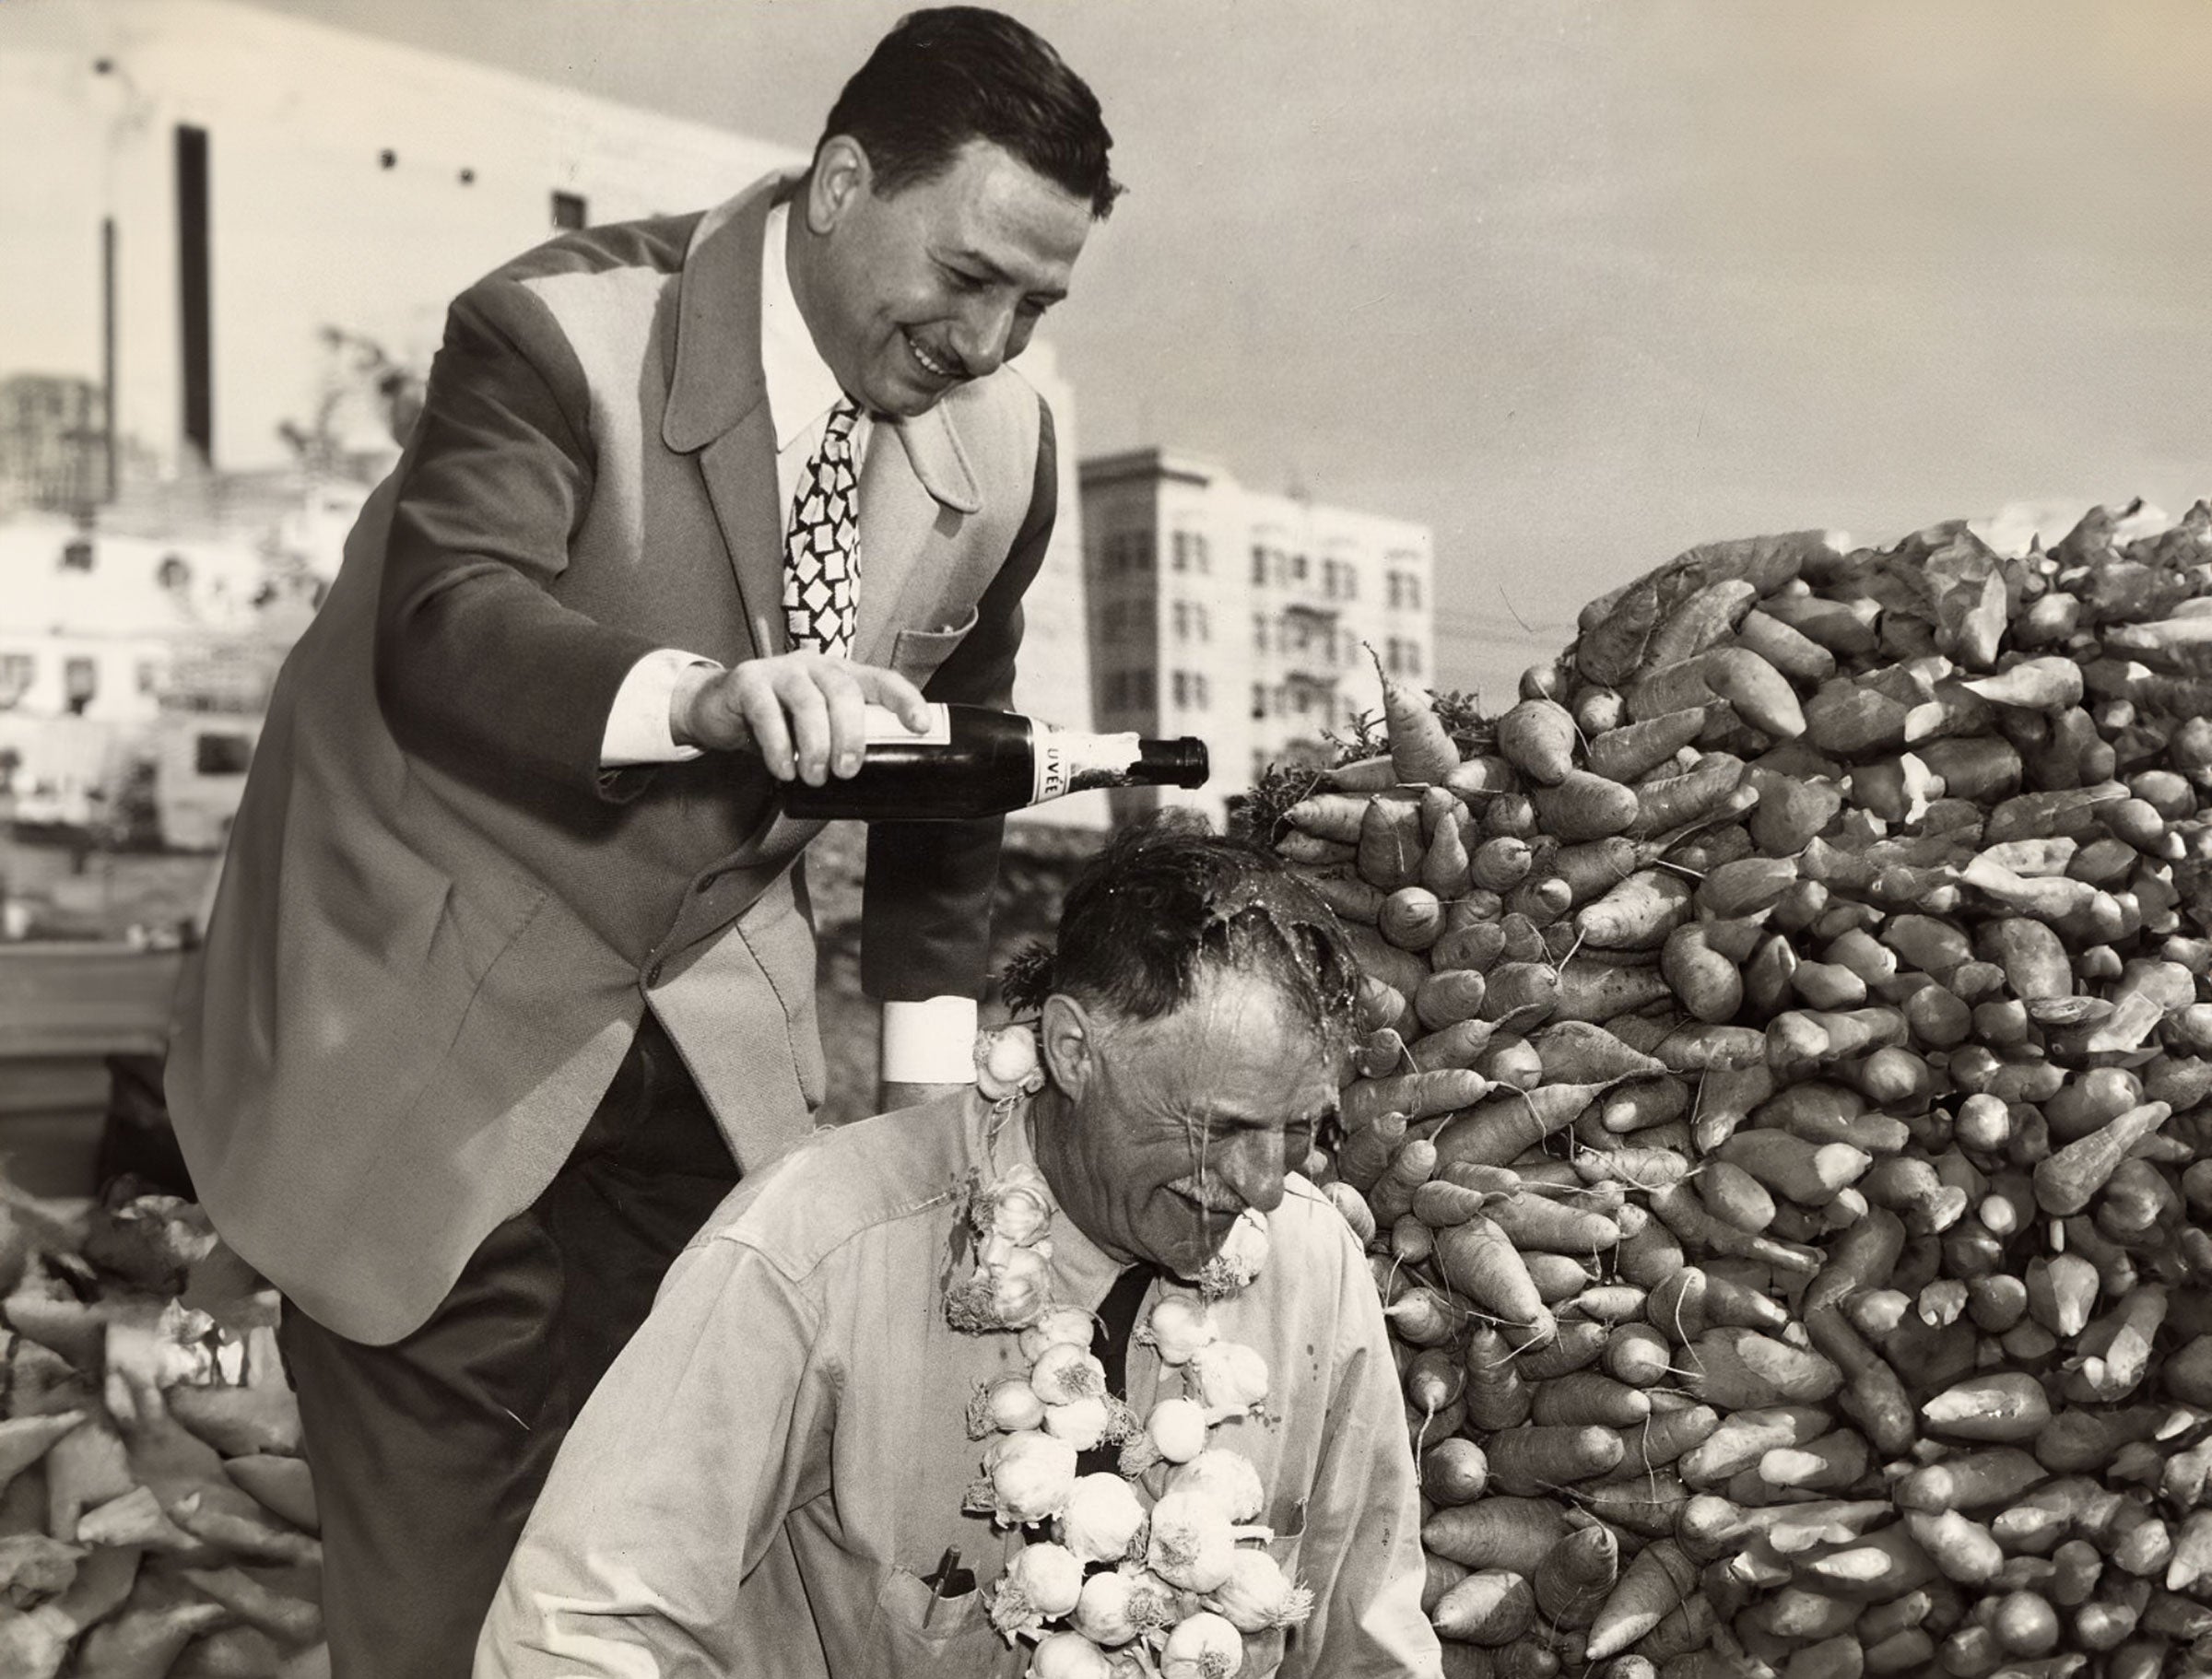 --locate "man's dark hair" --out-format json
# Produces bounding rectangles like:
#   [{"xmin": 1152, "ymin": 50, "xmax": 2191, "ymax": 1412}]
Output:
[
  {"xmin": 818, "ymin": 6, "xmax": 1121, "ymax": 217},
  {"xmin": 1039, "ymin": 814, "xmax": 1360, "ymax": 1052}
]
